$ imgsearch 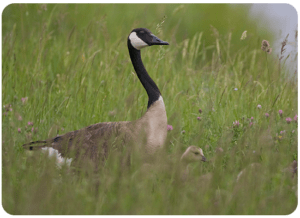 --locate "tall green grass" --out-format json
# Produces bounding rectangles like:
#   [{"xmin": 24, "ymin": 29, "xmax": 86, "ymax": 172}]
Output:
[{"xmin": 2, "ymin": 4, "xmax": 297, "ymax": 215}]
